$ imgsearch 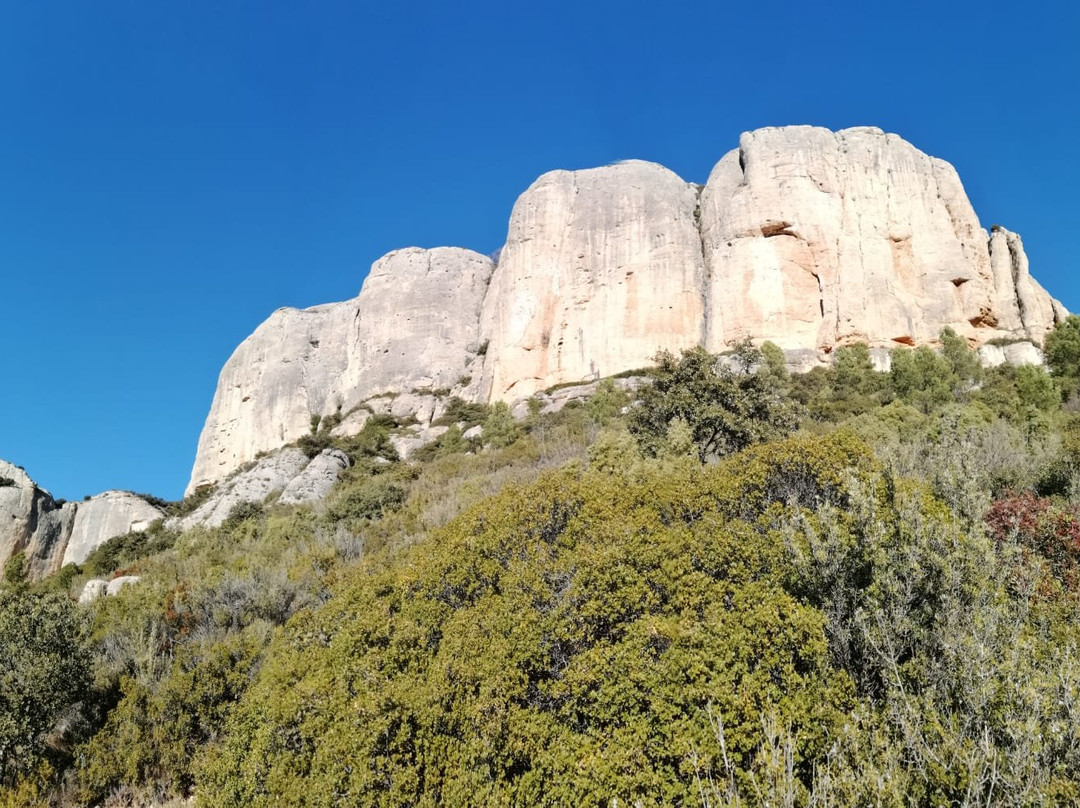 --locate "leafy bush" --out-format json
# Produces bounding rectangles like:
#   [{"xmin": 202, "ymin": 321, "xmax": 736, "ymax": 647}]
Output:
[
  {"xmin": 629, "ymin": 343, "xmax": 799, "ymax": 462},
  {"xmin": 199, "ymin": 440, "xmax": 860, "ymax": 807},
  {"xmin": 0, "ymin": 591, "xmax": 91, "ymax": 789}
]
